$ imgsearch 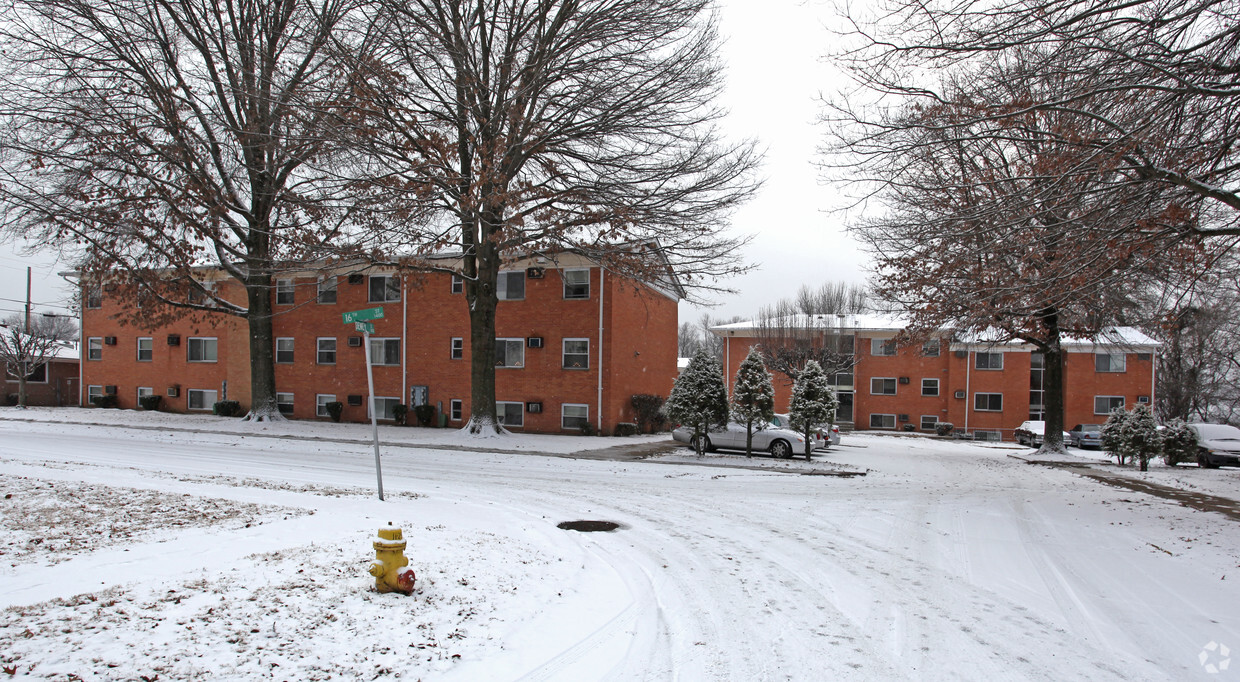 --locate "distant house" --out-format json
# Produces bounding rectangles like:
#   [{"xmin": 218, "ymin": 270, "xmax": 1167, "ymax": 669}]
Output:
[
  {"xmin": 5, "ymin": 342, "xmax": 79, "ymax": 407},
  {"xmin": 713, "ymin": 315, "xmax": 1157, "ymax": 441},
  {"xmin": 78, "ymin": 254, "xmax": 681, "ymax": 434}
]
